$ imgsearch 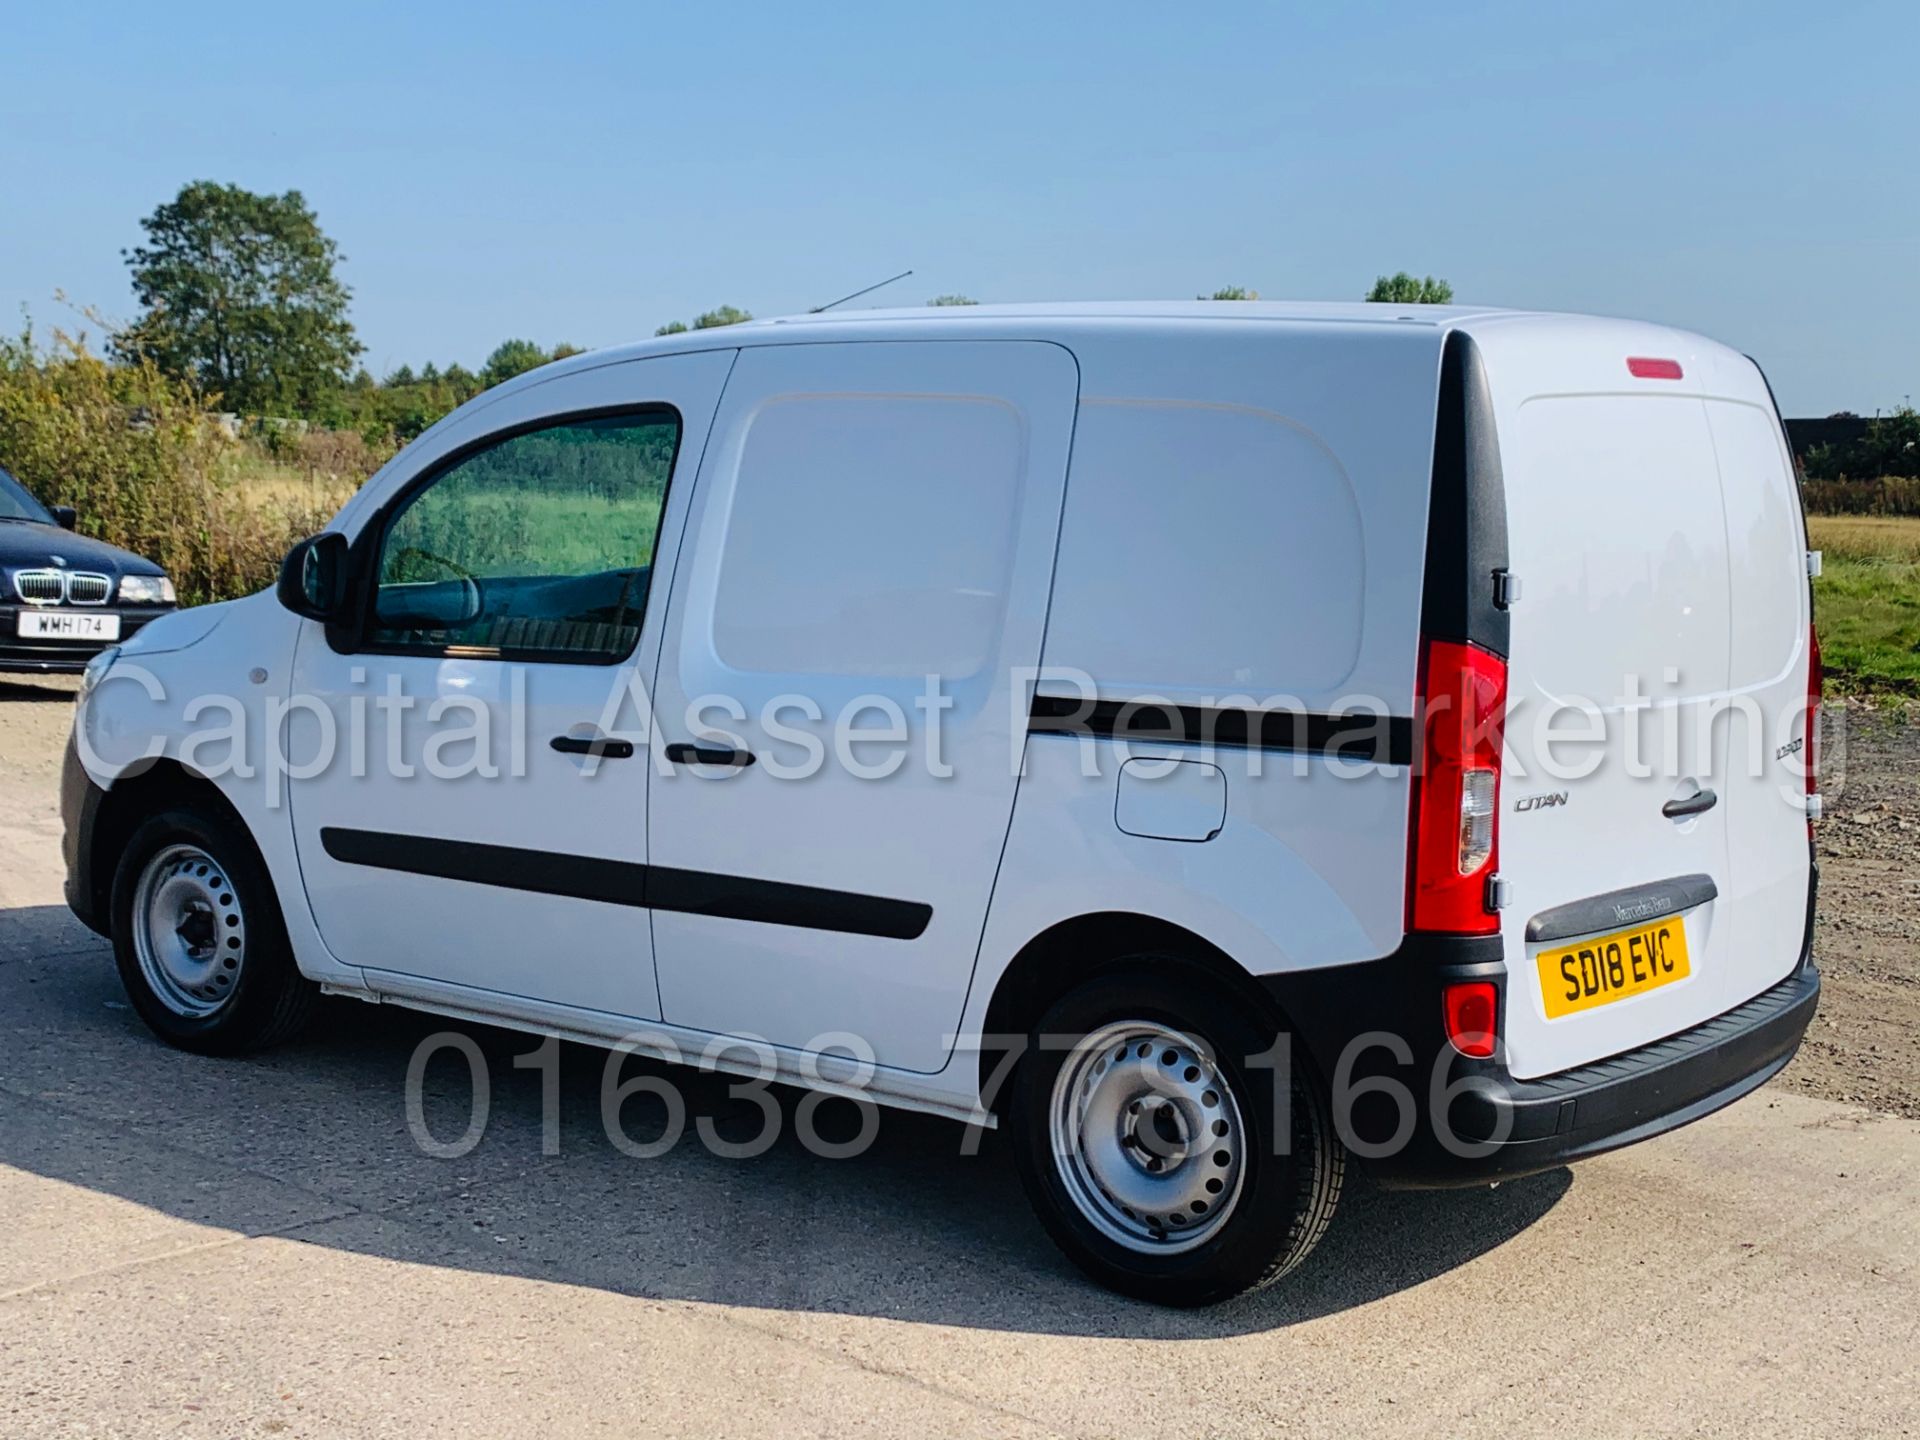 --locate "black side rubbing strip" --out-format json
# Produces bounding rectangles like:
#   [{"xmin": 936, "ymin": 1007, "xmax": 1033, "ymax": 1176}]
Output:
[
  {"xmin": 646, "ymin": 867, "xmax": 925, "ymax": 938},
  {"xmin": 321, "ymin": 827, "xmax": 646, "ymax": 908},
  {"xmin": 1028, "ymin": 694, "xmax": 1413, "ymax": 766},
  {"xmin": 318, "ymin": 828, "xmax": 932, "ymax": 941},
  {"xmin": 1525, "ymin": 873, "xmax": 1719, "ymax": 945},
  {"xmin": 1423, "ymin": 330, "xmax": 1511, "ymax": 658}
]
